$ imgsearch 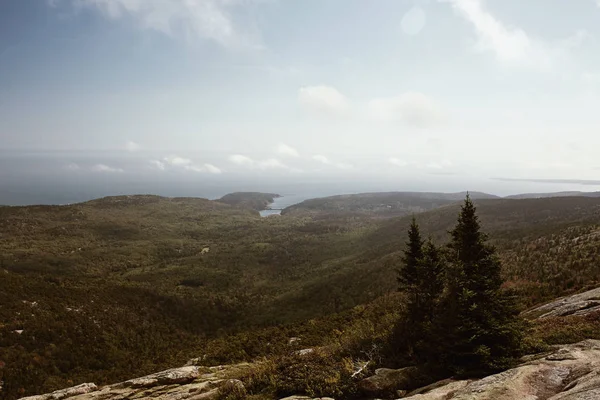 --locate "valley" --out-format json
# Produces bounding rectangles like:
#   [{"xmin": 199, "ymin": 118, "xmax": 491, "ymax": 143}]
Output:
[{"xmin": 2, "ymin": 192, "xmax": 600, "ymax": 399}]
